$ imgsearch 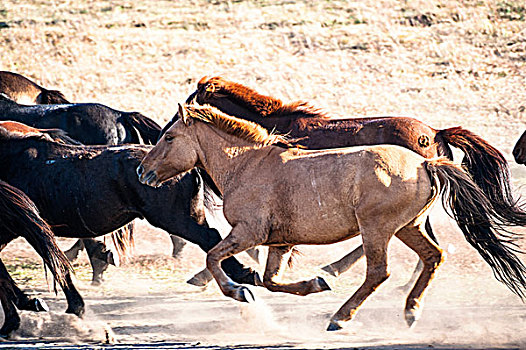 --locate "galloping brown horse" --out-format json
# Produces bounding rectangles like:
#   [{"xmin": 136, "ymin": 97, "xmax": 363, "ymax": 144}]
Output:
[
  {"xmin": 0, "ymin": 180, "xmax": 84, "ymax": 337},
  {"xmin": 139, "ymin": 104, "xmax": 526, "ymax": 331},
  {"xmin": 181, "ymin": 76, "xmax": 518, "ymax": 281}
]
